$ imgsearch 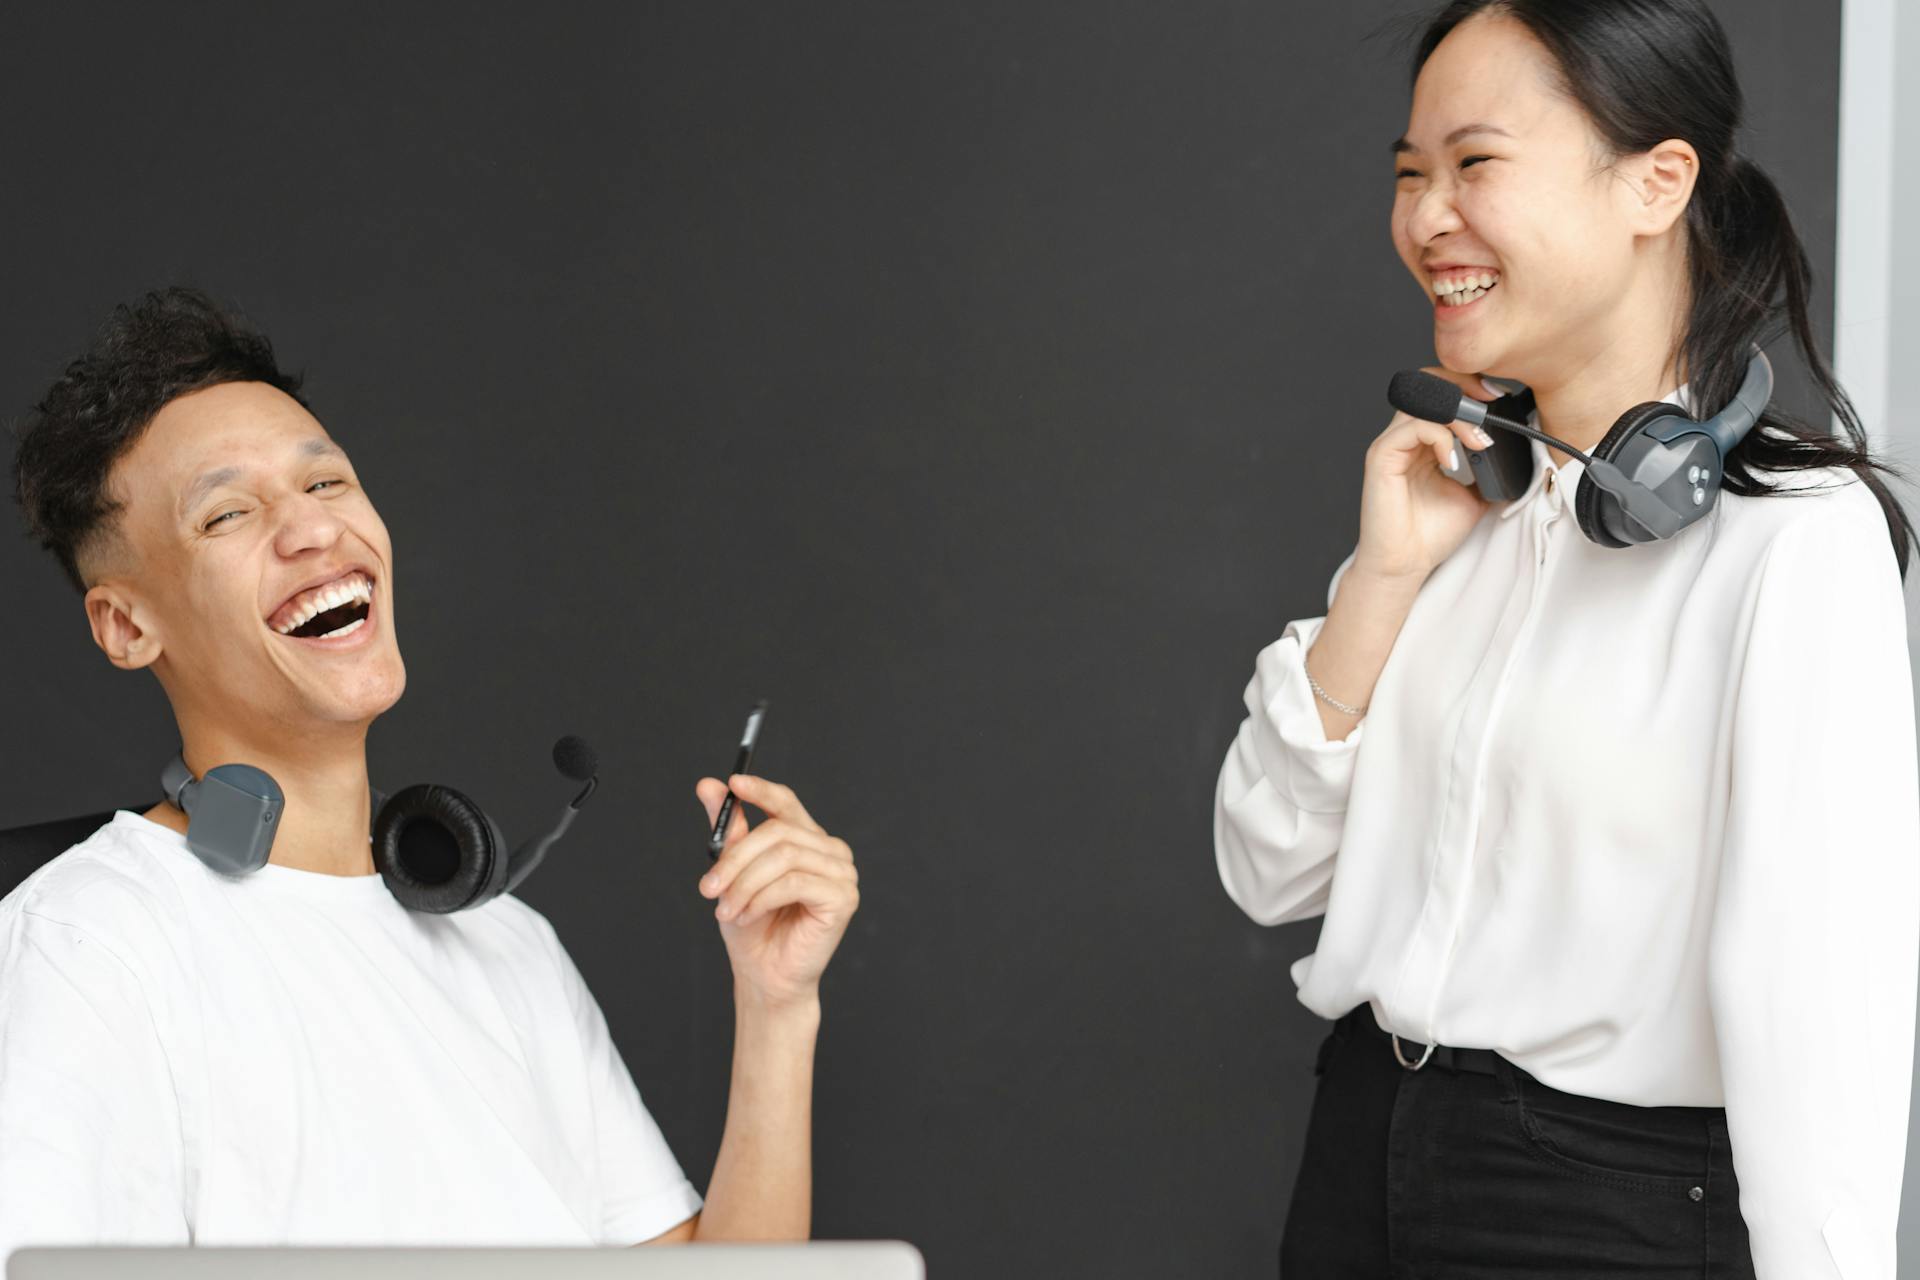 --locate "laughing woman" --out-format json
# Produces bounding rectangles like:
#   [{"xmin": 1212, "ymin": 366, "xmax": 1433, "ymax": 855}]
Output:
[{"xmin": 1212, "ymin": 3, "xmax": 1919, "ymax": 1277}]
